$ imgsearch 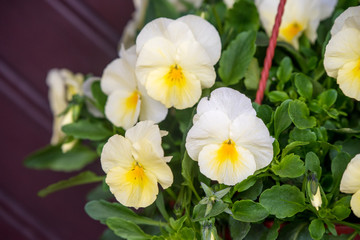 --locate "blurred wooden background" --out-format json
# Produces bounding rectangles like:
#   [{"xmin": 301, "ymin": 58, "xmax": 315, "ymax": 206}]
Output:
[{"xmin": 0, "ymin": 0, "xmax": 133, "ymax": 239}]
